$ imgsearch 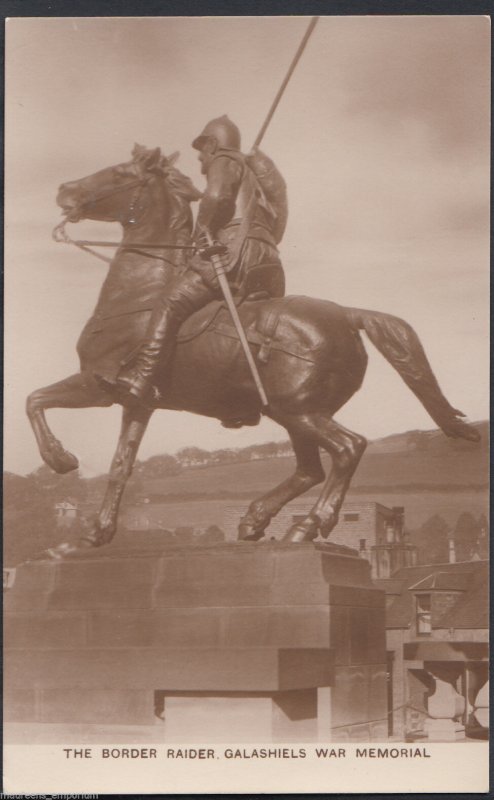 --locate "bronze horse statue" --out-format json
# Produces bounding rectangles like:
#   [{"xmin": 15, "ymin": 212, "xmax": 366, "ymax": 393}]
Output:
[{"xmin": 27, "ymin": 145, "xmax": 479, "ymax": 551}]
